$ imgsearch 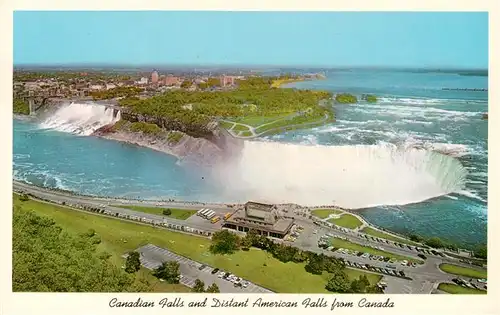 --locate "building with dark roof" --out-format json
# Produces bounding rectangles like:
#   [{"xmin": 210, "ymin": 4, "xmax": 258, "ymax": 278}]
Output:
[{"xmin": 222, "ymin": 201, "xmax": 294, "ymax": 238}]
